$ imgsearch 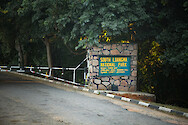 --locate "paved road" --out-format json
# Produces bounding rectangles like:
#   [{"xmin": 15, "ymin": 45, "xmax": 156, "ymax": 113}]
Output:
[{"xmin": 0, "ymin": 72, "xmax": 187, "ymax": 125}]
